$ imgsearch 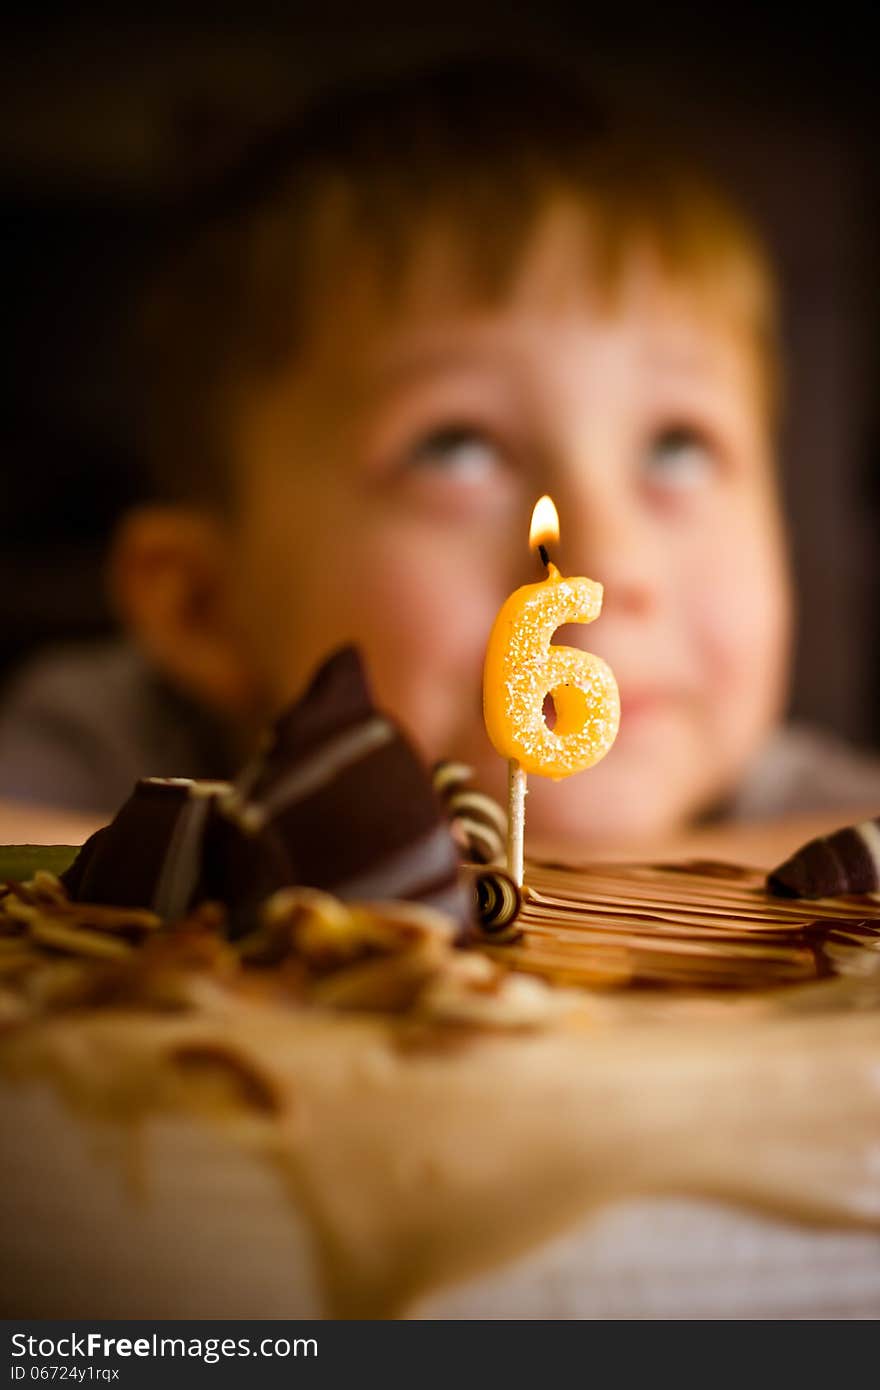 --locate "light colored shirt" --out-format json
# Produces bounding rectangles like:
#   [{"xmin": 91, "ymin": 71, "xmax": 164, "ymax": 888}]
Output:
[{"xmin": 0, "ymin": 641, "xmax": 232, "ymax": 815}]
